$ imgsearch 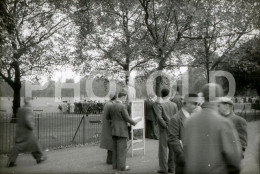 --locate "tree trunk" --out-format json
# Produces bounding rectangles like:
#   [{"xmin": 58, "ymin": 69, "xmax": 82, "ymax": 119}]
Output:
[
  {"xmin": 11, "ymin": 61, "xmax": 21, "ymax": 123},
  {"xmin": 156, "ymin": 58, "xmax": 165, "ymax": 97},
  {"xmin": 11, "ymin": 83, "xmax": 21, "ymax": 123}
]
